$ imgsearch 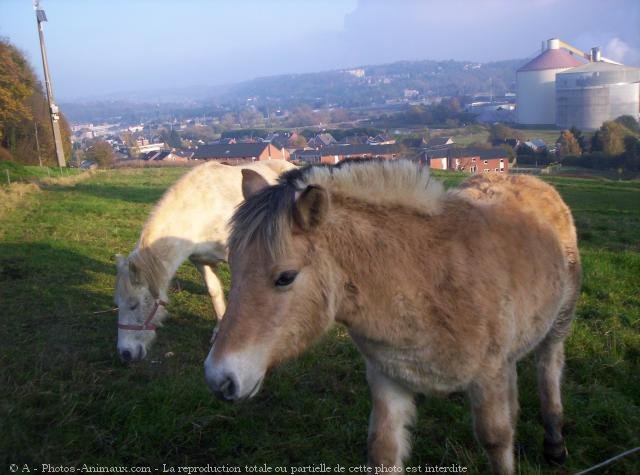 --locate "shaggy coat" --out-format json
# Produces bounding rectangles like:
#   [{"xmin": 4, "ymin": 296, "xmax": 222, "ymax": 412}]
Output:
[{"xmin": 205, "ymin": 160, "xmax": 580, "ymax": 474}]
